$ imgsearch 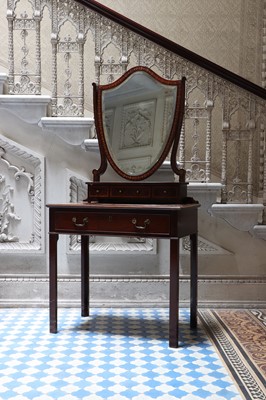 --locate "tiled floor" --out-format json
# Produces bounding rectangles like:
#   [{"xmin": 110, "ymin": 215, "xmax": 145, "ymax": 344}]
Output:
[{"xmin": 0, "ymin": 308, "xmax": 241, "ymax": 399}]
